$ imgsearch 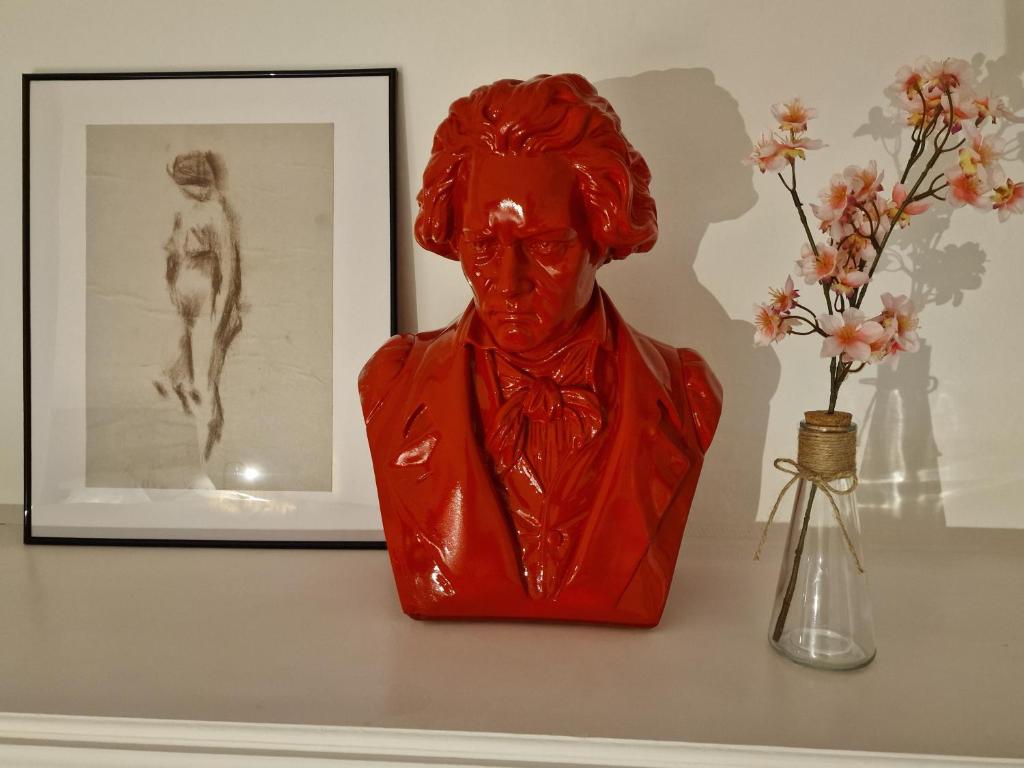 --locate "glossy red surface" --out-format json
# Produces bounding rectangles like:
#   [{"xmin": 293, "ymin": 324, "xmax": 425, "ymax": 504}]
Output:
[{"xmin": 360, "ymin": 74, "xmax": 722, "ymax": 626}]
